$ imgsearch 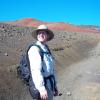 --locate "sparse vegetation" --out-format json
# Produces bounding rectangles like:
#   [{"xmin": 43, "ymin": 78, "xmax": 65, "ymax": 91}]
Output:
[{"xmin": 52, "ymin": 47, "xmax": 64, "ymax": 51}]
